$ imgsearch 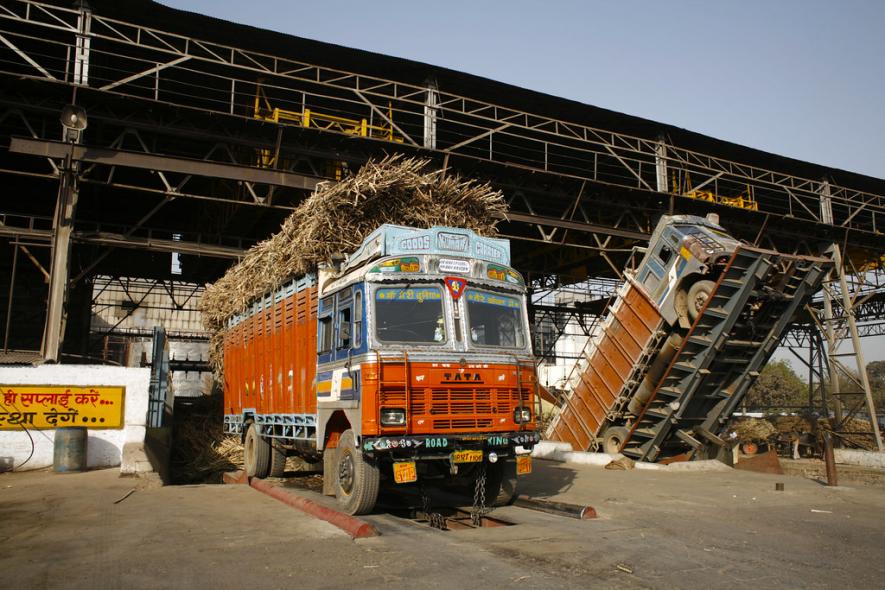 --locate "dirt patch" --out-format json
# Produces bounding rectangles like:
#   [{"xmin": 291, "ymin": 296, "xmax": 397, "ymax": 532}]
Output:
[{"xmin": 781, "ymin": 458, "xmax": 885, "ymax": 486}]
